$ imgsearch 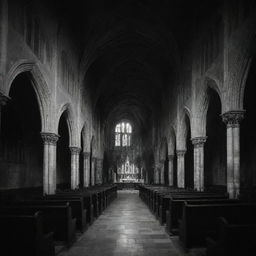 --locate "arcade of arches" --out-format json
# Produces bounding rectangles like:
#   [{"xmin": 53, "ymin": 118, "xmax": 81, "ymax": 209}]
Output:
[{"xmin": 1, "ymin": 0, "xmax": 256, "ymax": 255}]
